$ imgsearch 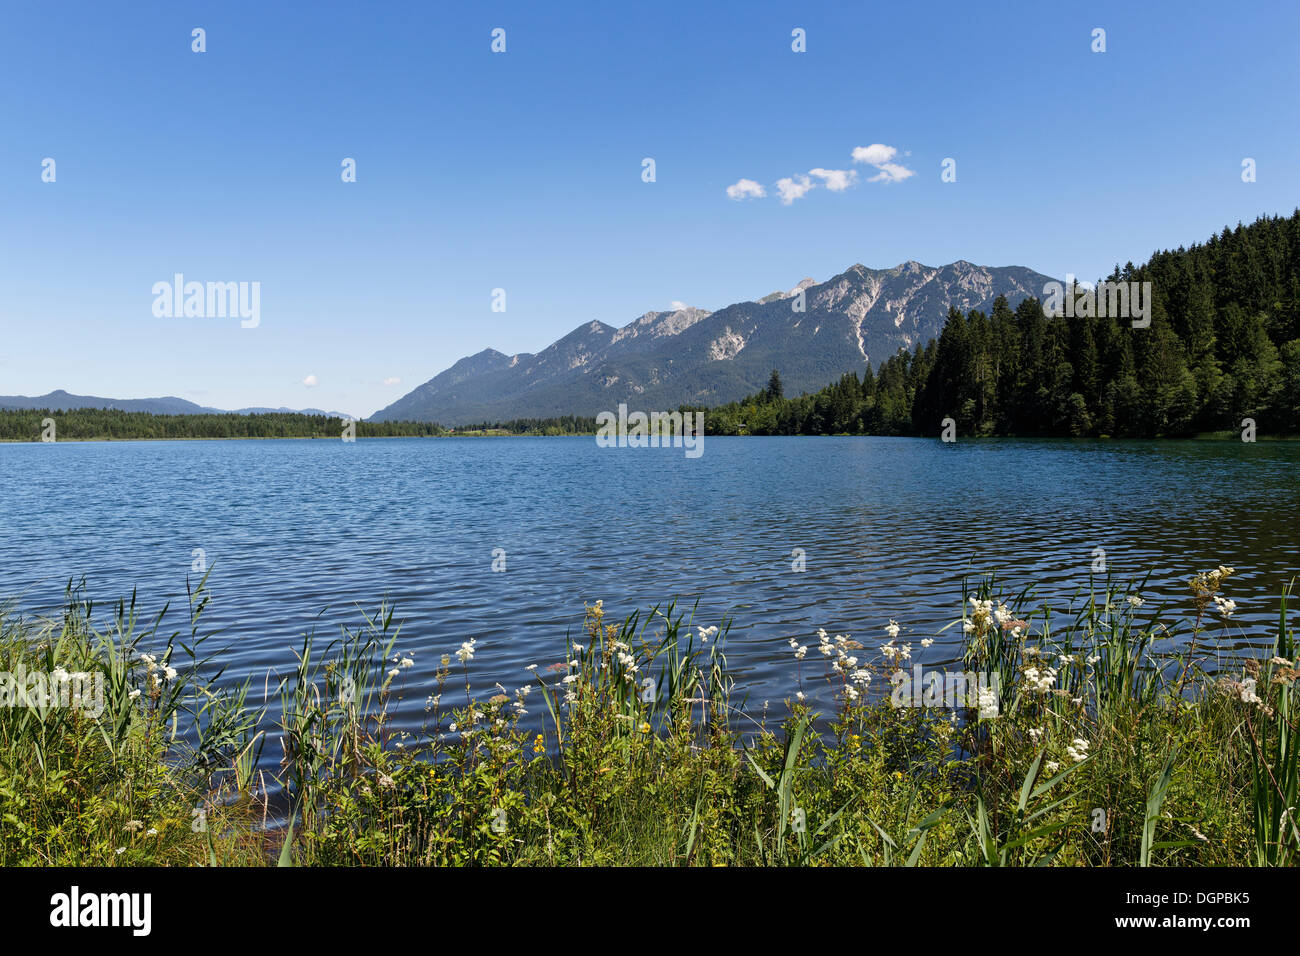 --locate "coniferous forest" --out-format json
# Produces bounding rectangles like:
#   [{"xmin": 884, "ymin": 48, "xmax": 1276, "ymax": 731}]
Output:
[{"xmin": 705, "ymin": 211, "xmax": 1300, "ymax": 438}]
